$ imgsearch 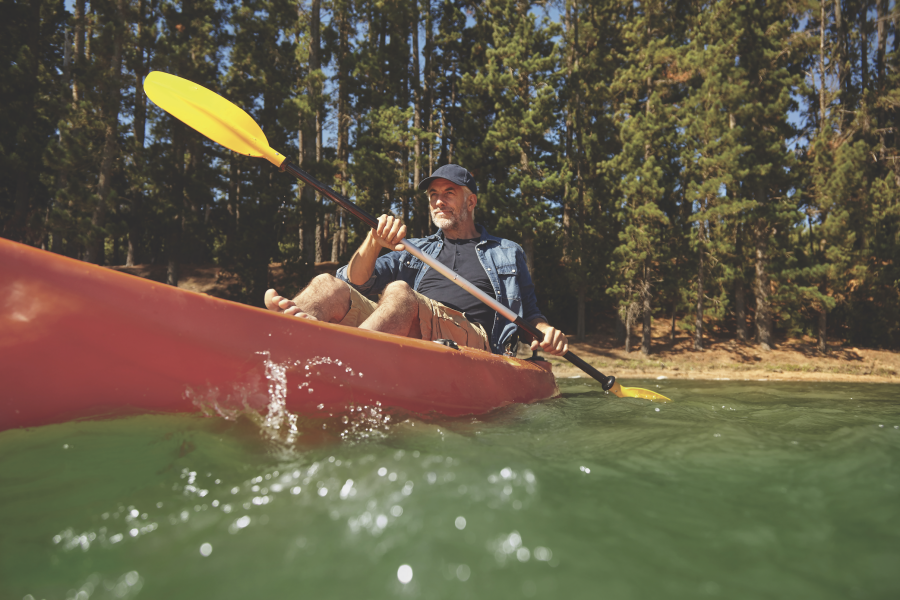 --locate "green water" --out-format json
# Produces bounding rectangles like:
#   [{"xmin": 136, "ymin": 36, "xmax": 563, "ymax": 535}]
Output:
[{"xmin": 2, "ymin": 380, "xmax": 899, "ymax": 600}]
